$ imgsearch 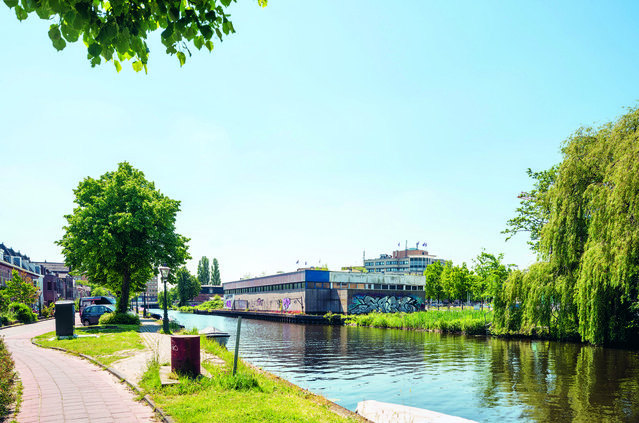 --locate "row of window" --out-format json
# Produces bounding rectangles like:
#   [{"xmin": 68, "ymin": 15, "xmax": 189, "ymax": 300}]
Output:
[{"xmin": 226, "ymin": 282, "xmax": 424, "ymax": 295}]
